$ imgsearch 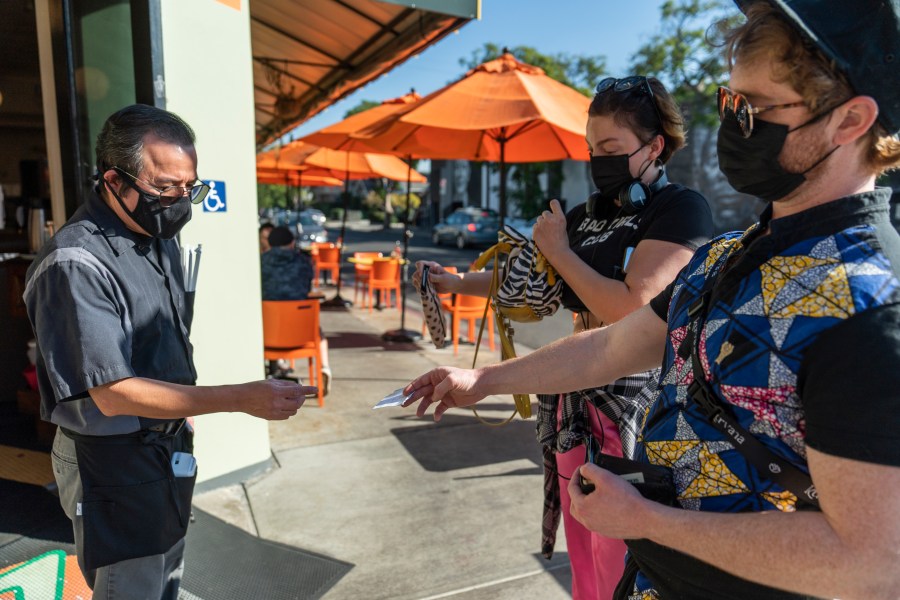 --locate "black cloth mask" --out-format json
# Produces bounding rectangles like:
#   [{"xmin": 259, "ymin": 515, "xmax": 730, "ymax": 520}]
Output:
[
  {"xmin": 717, "ymin": 111, "xmax": 837, "ymax": 202},
  {"xmin": 106, "ymin": 178, "xmax": 192, "ymax": 239},
  {"xmin": 590, "ymin": 145, "xmax": 646, "ymax": 201}
]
